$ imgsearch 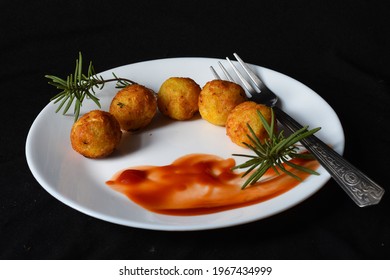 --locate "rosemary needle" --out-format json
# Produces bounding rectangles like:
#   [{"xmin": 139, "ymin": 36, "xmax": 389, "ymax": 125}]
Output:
[
  {"xmin": 45, "ymin": 52, "xmax": 136, "ymax": 122},
  {"xmin": 232, "ymin": 109, "xmax": 321, "ymax": 189}
]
